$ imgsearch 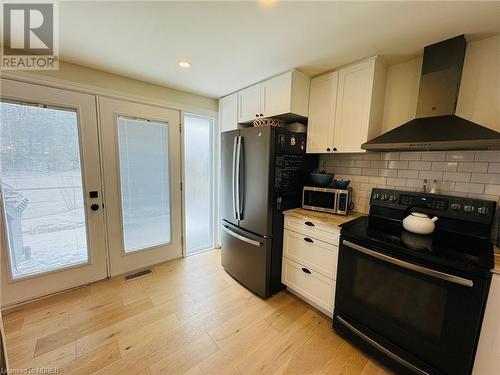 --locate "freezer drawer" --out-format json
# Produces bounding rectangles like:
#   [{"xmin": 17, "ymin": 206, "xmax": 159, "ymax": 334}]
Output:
[{"xmin": 221, "ymin": 221, "xmax": 271, "ymax": 298}]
